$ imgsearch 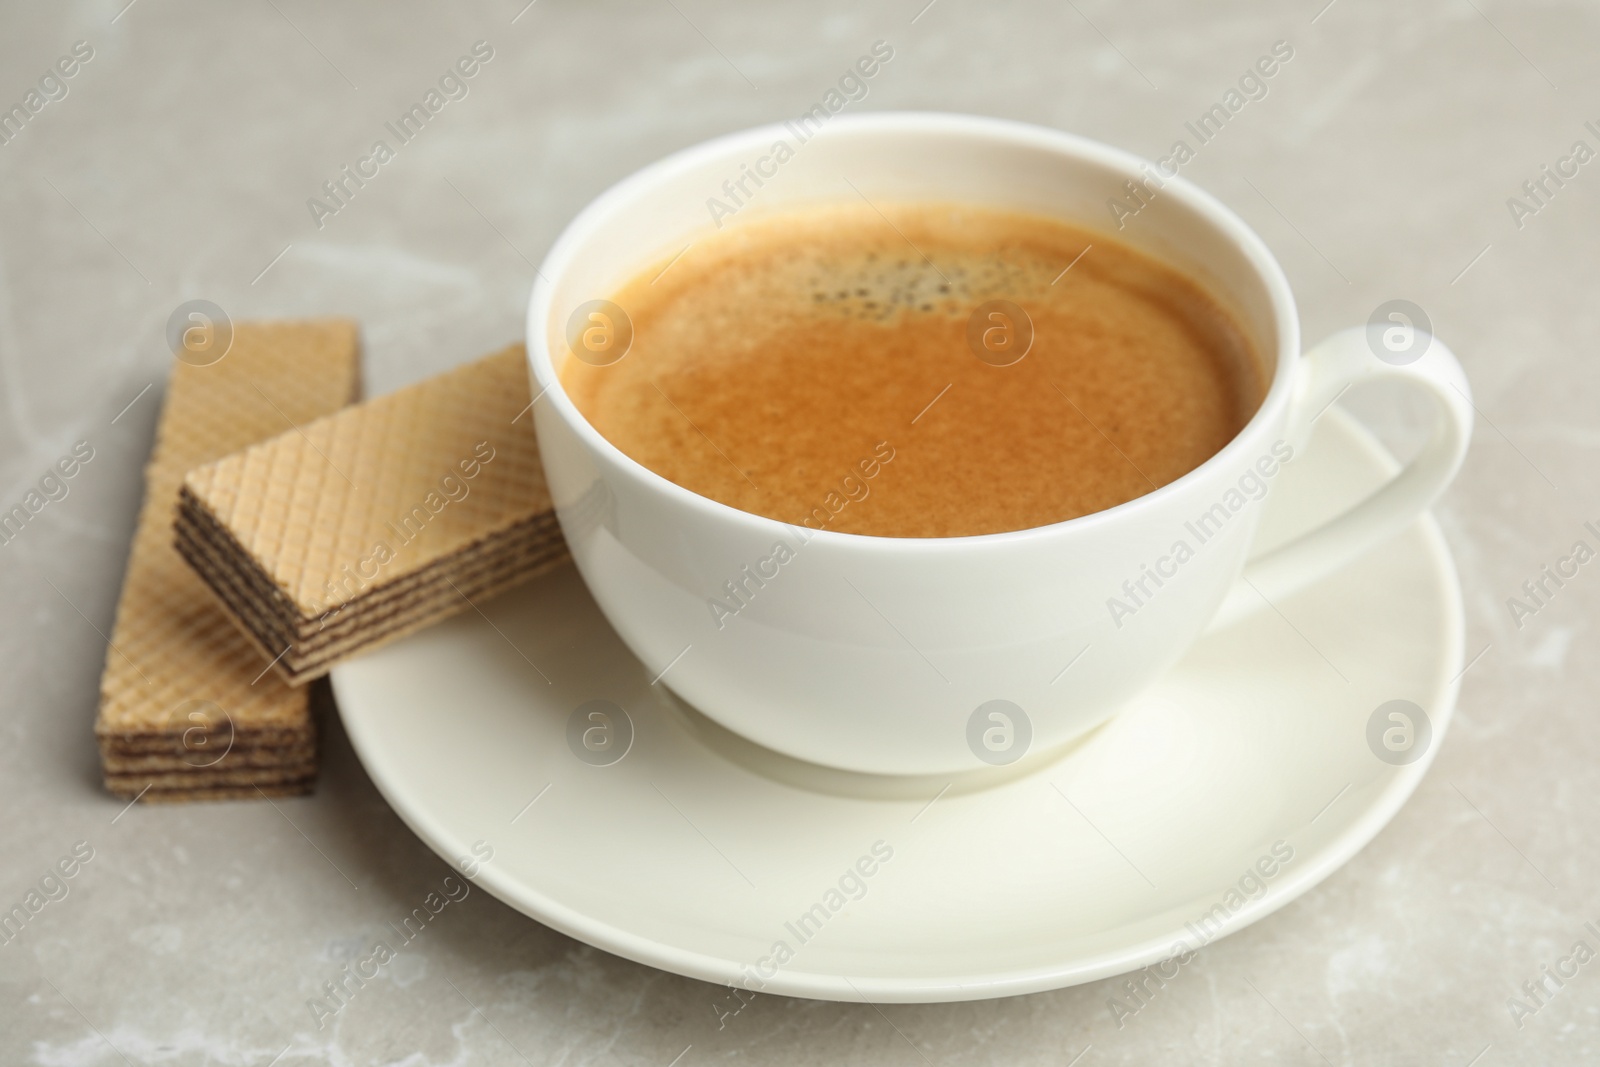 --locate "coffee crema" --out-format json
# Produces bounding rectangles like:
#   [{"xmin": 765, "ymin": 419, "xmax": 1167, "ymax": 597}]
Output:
[{"xmin": 559, "ymin": 202, "xmax": 1264, "ymax": 538}]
